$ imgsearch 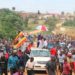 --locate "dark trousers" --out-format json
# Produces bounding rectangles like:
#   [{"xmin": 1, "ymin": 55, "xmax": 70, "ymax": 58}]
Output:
[
  {"xmin": 27, "ymin": 70, "xmax": 34, "ymax": 75},
  {"xmin": 1, "ymin": 69, "xmax": 7, "ymax": 75},
  {"xmin": 10, "ymin": 68, "xmax": 18, "ymax": 75},
  {"xmin": 59, "ymin": 63, "xmax": 63, "ymax": 73}
]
